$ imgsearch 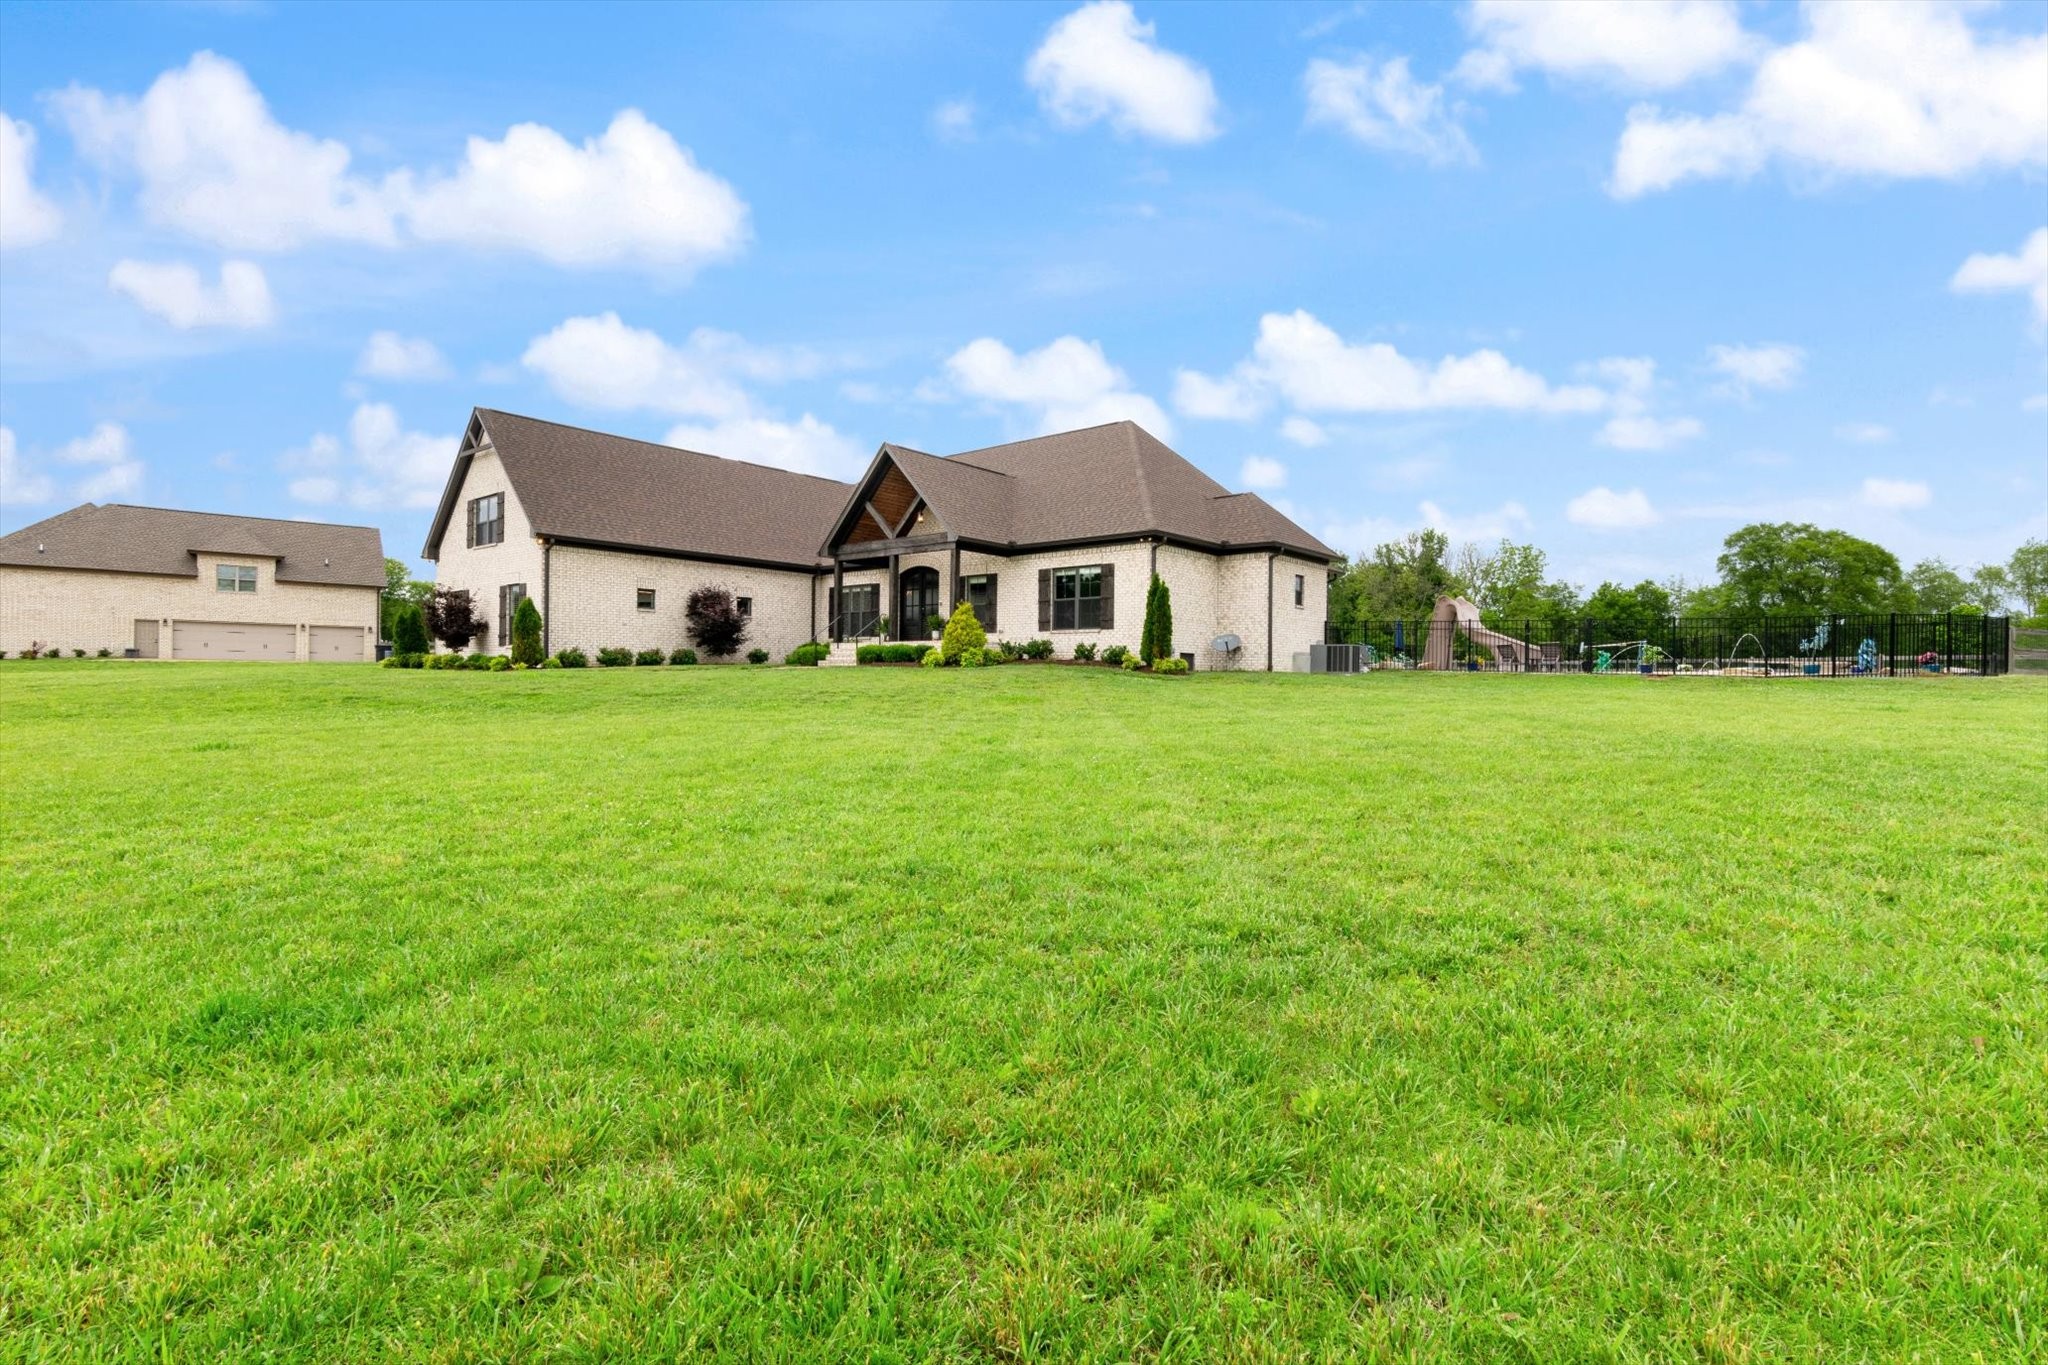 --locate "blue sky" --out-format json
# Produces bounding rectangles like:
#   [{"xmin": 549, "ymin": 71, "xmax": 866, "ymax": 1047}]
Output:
[{"xmin": 2, "ymin": 0, "xmax": 2044, "ymax": 587}]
